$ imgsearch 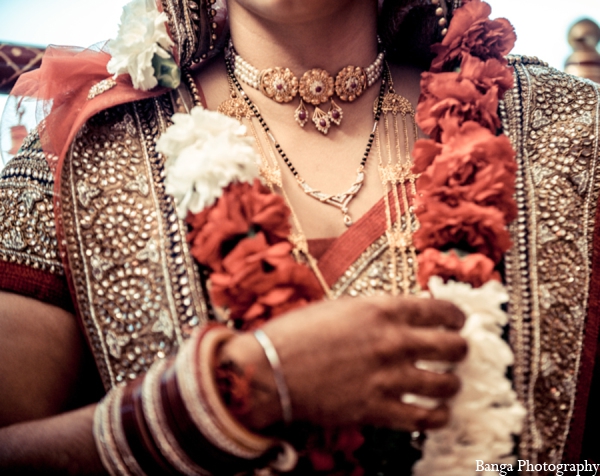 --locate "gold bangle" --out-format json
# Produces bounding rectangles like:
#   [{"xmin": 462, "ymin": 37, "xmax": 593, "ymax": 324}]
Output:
[
  {"xmin": 93, "ymin": 388, "xmax": 134, "ymax": 476},
  {"xmin": 93, "ymin": 395, "xmax": 121, "ymax": 476}
]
